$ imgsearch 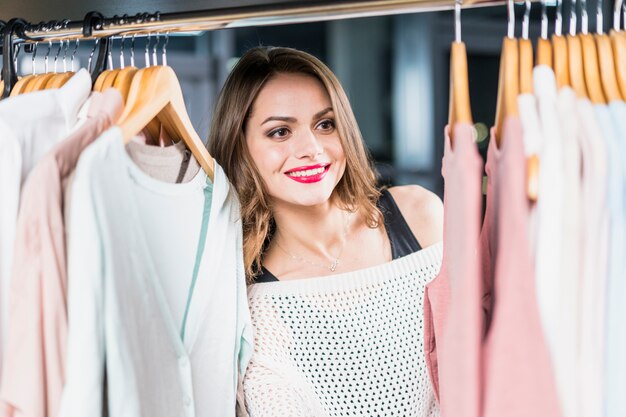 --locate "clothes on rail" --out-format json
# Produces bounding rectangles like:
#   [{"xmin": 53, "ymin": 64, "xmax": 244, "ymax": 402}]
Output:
[
  {"xmin": 59, "ymin": 127, "xmax": 252, "ymax": 417},
  {"xmin": 426, "ymin": 58, "xmax": 626, "ymax": 417},
  {"xmin": 422, "ymin": 122, "xmax": 483, "ymax": 417},
  {"xmin": 605, "ymin": 100, "xmax": 626, "ymax": 417},
  {"xmin": 0, "ymin": 69, "xmax": 92, "ymax": 379},
  {"xmin": 481, "ymin": 117, "xmax": 561, "ymax": 417},
  {"xmin": 0, "ymin": 87, "xmax": 123, "ymax": 417},
  {"xmin": 0, "ymin": 69, "xmax": 252, "ymax": 417}
]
